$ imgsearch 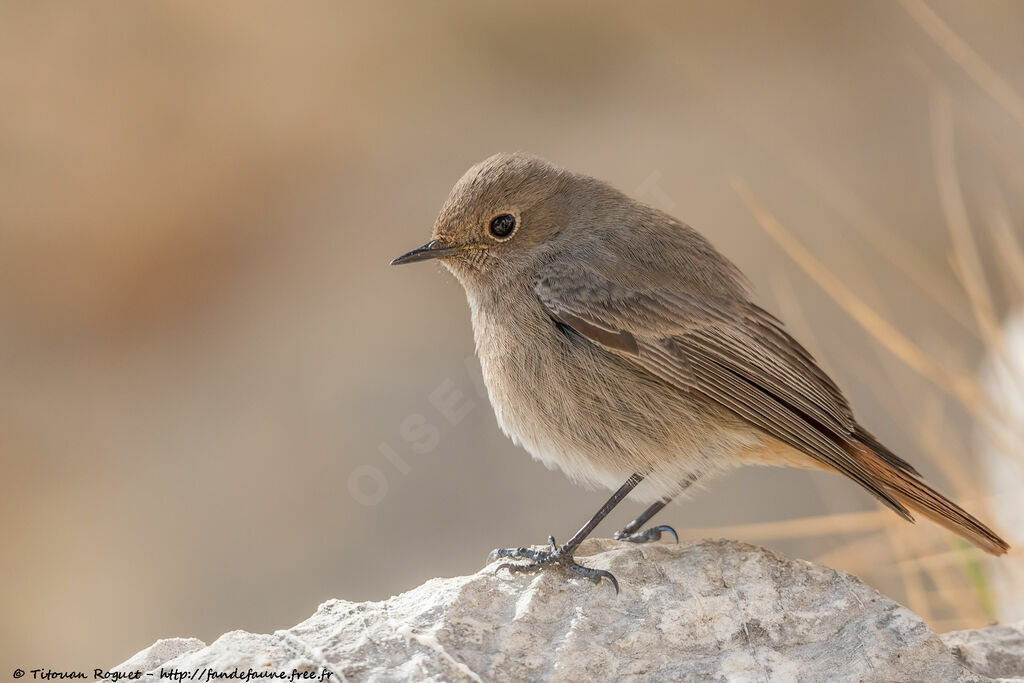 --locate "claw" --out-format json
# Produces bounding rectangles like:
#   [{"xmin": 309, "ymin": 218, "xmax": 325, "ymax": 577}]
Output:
[
  {"xmin": 614, "ymin": 523, "xmax": 678, "ymax": 544},
  {"xmin": 496, "ymin": 562, "xmax": 539, "ymax": 576},
  {"xmin": 565, "ymin": 563, "xmax": 619, "ymax": 594},
  {"xmin": 655, "ymin": 524, "xmax": 679, "ymax": 543}
]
